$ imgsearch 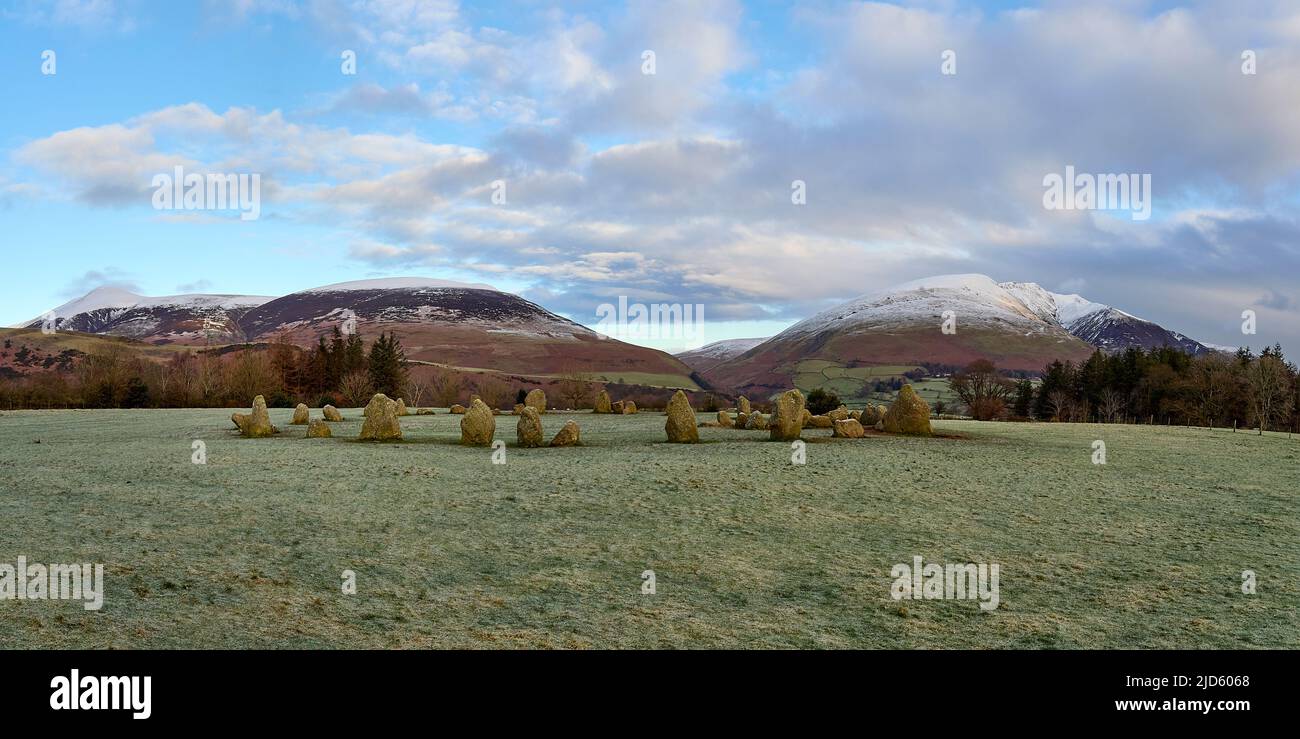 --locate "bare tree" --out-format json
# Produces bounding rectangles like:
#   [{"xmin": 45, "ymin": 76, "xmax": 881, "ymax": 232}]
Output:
[
  {"xmin": 475, "ymin": 374, "xmax": 513, "ymax": 409},
  {"xmin": 1098, "ymin": 388, "xmax": 1126, "ymax": 423},
  {"xmin": 1189, "ymin": 352, "xmax": 1234, "ymax": 426},
  {"xmin": 338, "ymin": 370, "xmax": 373, "ymax": 407},
  {"xmin": 428, "ymin": 366, "xmax": 466, "ymax": 407},
  {"xmin": 950, "ymin": 359, "xmax": 1012, "ymax": 421},
  {"xmin": 1045, "ymin": 390, "xmax": 1070, "ymax": 421},
  {"xmin": 557, "ymin": 366, "xmax": 594, "ymax": 410},
  {"xmin": 1246, "ymin": 354, "xmax": 1294, "ymax": 434}
]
